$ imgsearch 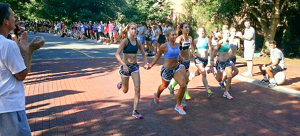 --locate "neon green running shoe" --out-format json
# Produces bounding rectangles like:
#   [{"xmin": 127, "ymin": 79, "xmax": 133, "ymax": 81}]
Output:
[
  {"xmin": 168, "ymin": 84, "xmax": 174, "ymax": 97},
  {"xmin": 185, "ymin": 91, "xmax": 191, "ymax": 101},
  {"xmin": 207, "ymin": 89, "xmax": 214, "ymax": 98}
]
